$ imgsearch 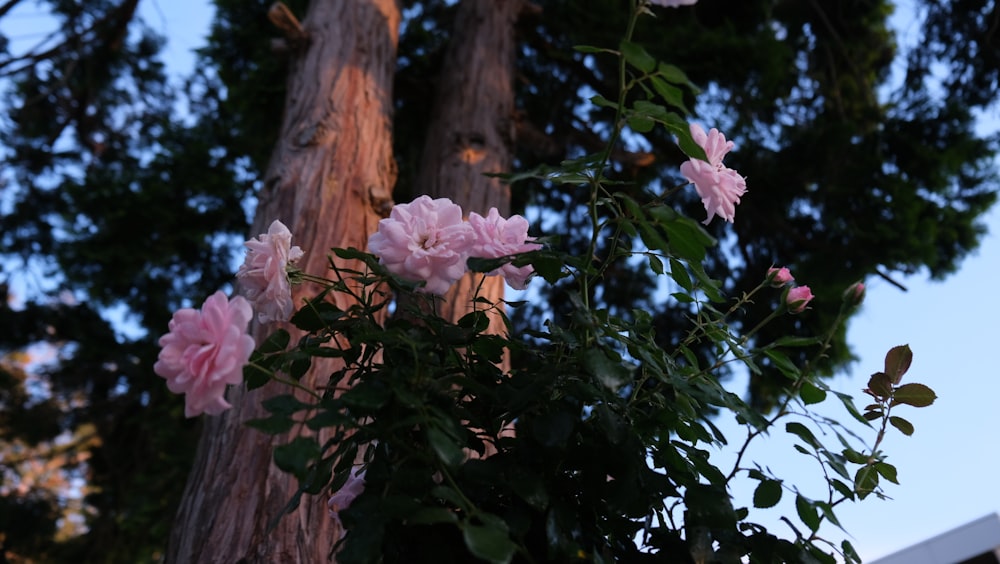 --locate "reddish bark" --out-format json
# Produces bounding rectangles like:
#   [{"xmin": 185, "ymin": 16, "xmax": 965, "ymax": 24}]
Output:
[
  {"xmin": 413, "ymin": 0, "xmax": 523, "ymax": 347},
  {"xmin": 165, "ymin": 1, "xmax": 399, "ymax": 562}
]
